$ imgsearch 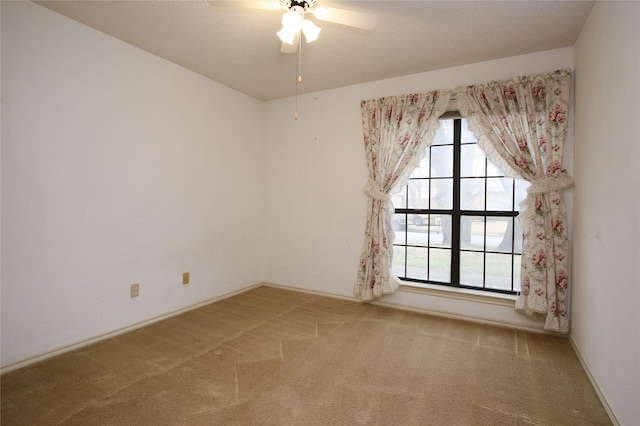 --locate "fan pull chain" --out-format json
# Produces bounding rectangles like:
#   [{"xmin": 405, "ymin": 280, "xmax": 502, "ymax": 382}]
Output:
[
  {"xmin": 298, "ymin": 33, "xmax": 303, "ymax": 84},
  {"xmin": 295, "ymin": 34, "xmax": 302, "ymax": 120}
]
